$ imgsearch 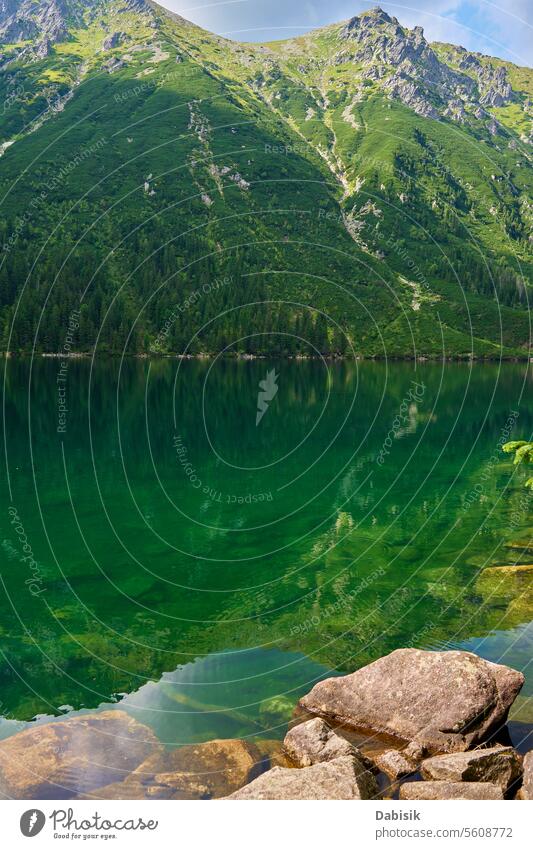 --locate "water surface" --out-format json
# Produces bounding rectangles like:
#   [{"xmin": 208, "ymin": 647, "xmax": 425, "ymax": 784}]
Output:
[{"xmin": 1, "ymin": 359, "xmax": 531, "ymax": 747}]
